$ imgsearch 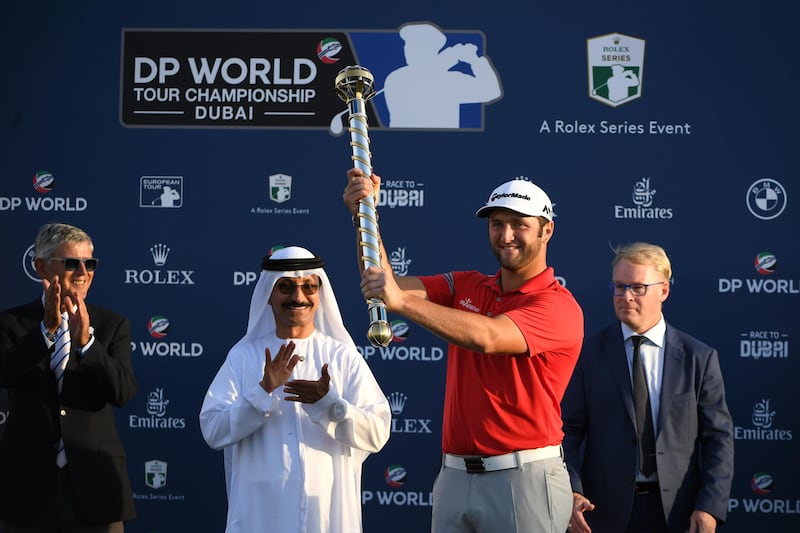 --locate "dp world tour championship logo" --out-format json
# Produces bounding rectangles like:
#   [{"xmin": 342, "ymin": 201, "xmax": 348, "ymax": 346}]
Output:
[{"xmin": 587, "ymin": 32, "xmax": 645, "ymax": 107}]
